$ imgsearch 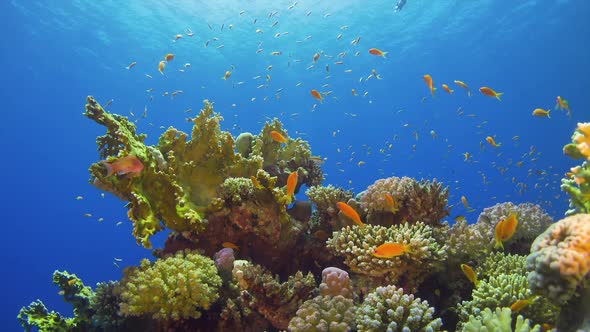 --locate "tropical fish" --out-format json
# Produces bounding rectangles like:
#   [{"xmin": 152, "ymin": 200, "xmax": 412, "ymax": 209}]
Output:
[
  {"xmin": 510, "ymin": 298, "xmax": 532, "ymax": 313},
  {"xmin": 270, "ymin": 130, "xmax": 288, "ymax": 143},
  {"xmin": 67, "ymin": 279, "xmax": 76, "ymax": 286},
  {"xmin": 368, "ymin": 48, "xmax": 387, "ymax": 57},
  {"xmin": 461, "ymin": 195, "xmax": 471, "ymax": 209},
  {"xmin": 423, "ymin": 74, "xmax": 436, "ymax": 96},
  {"xmin": 463, "ymin": 152, "xmax": 471, "ymax": 161},
  {"xmin": 486, "ymin": 136, "xmax": 502, "ymax": 147},
  {"xmin": 494, "ymin": 213, "xmax": 518, "ymax": 250},
  {"xmin": 532, "ymin": 108, "xmax": 550, "ymax": 118},
  {"xmin": 164, "ymin": 53, "xmax": 174, "ymax": 61},
  {"xmin": 222, "ymin": 242, "xmax": 239, "ymax": 250},
  {"xmin": 158, "ymin": 60, "xmax": 166, "ymax": 75},
  {"xmin": 442, "ymin": 84, "xmax": 454, "ymax": 94},
  {"xmin": 222, "ymin": 70, "xmax": 232, "ymax": 80},
  {"xmin": 174, "ymin": 34, "xmax": 182, "ymax": 41},
  {"xmin": 310, "ymin": 89, "xmax": 323, "ymax": 103},
  {"xmin": 286, "ymin": 171, "xmax": 298, "ymax": 198},
  {"xmin": 479, "ymin": 86, "xmax": 503, "ymax": 100},
  {"xmin": 336, "ymin": 201, "xmax": 364, "ymax": 227},
  {"xmin": 454, "ymin": 215, "xmax": 465, "ymax": 222},
  {"xmin": 101, "ymin": 155, "xmax": 144, "ymax": 177},
  {"xmin": 126, "ymin": 61, "xmax": 137, "ymax": 70},
  {"xmin": 351, "ymin": 88, "xmax": 358, "ymax": 96},
  {"xmin": 454, "ymin": 80, "xmax": 472, "ymax": 96},
  {"xmin": 384, "ymin": 193, "xmax": 397, "ymax": 212},
  {"xmin": 373, "ymin": 242, "xmax": 411, "ymax": 258},
  {"xmin": 555, "ymin": 96, "xmax": 571, "ymax": 117},
  {"xmin": 460, "ymin": 264, "xmax": 479, "ymax": 286},
  {"xmin": 250, "ymin": 176, "xmax": 263, "ymax": 189},
  {"xmin": 313, "ymin": 52, "xmax": 320, "ymax": 62}
]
